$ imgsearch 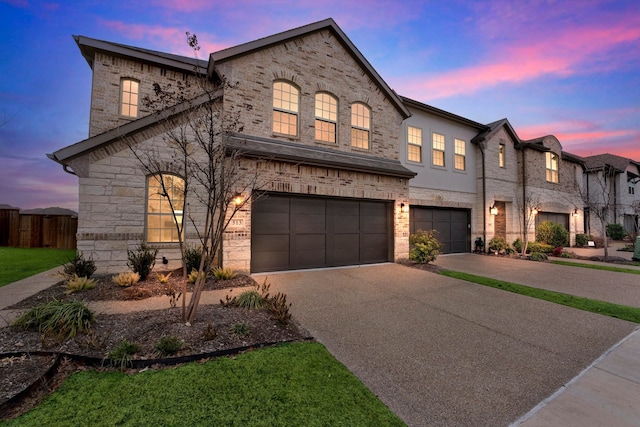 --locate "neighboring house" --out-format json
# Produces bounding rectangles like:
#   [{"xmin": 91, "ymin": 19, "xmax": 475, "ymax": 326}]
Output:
[
  {"xmin": 582, "ymin": 154, "xmax": 640, "ymax": 238},
  {"xmin": 48, "ymin": 19, "xmax": 415, "ymax": 274}
]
